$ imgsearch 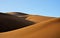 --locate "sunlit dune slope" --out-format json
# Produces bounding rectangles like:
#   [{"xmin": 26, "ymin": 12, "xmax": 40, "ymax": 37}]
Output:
[
  {"xmin": 0, "ymin": 12, "xmax": 60, "ymax": 38},
  {"xmin": 26, "ymin": 15, "xmax": 55, "ymax": 23}
]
